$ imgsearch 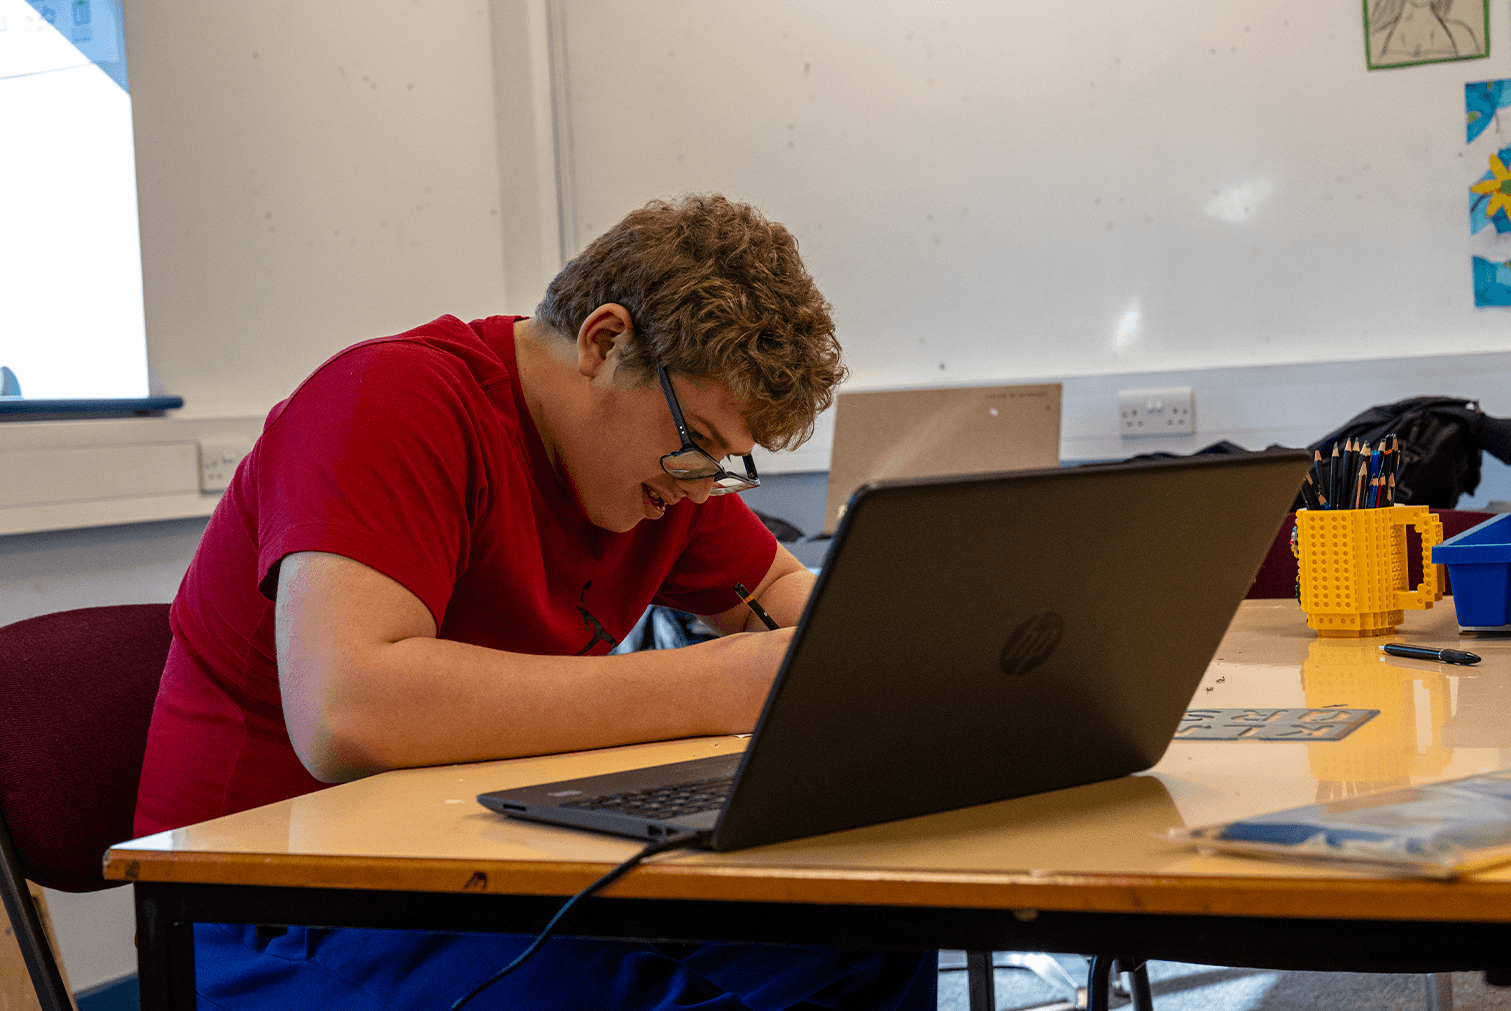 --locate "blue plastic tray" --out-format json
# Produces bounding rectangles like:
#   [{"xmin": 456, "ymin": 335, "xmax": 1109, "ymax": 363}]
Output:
[{"xmin": 1433, "ymin": 513, "xmax": 1511, "ymax": 629}]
